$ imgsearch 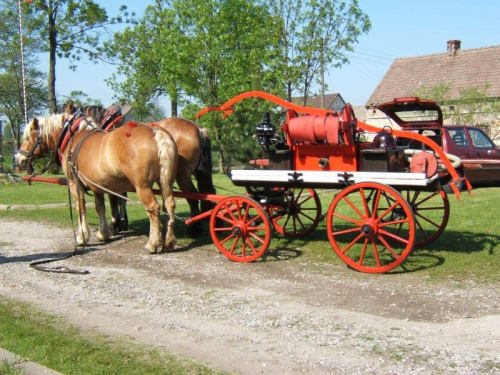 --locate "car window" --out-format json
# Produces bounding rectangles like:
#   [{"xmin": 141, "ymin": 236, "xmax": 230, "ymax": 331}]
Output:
[
  {"xmin": 467, "ymin": 128, "xmax": 494, "ymax": 149},
  {"xmin": 448, "ymin": 129, "xmax": 470, "ymax": 148}
]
